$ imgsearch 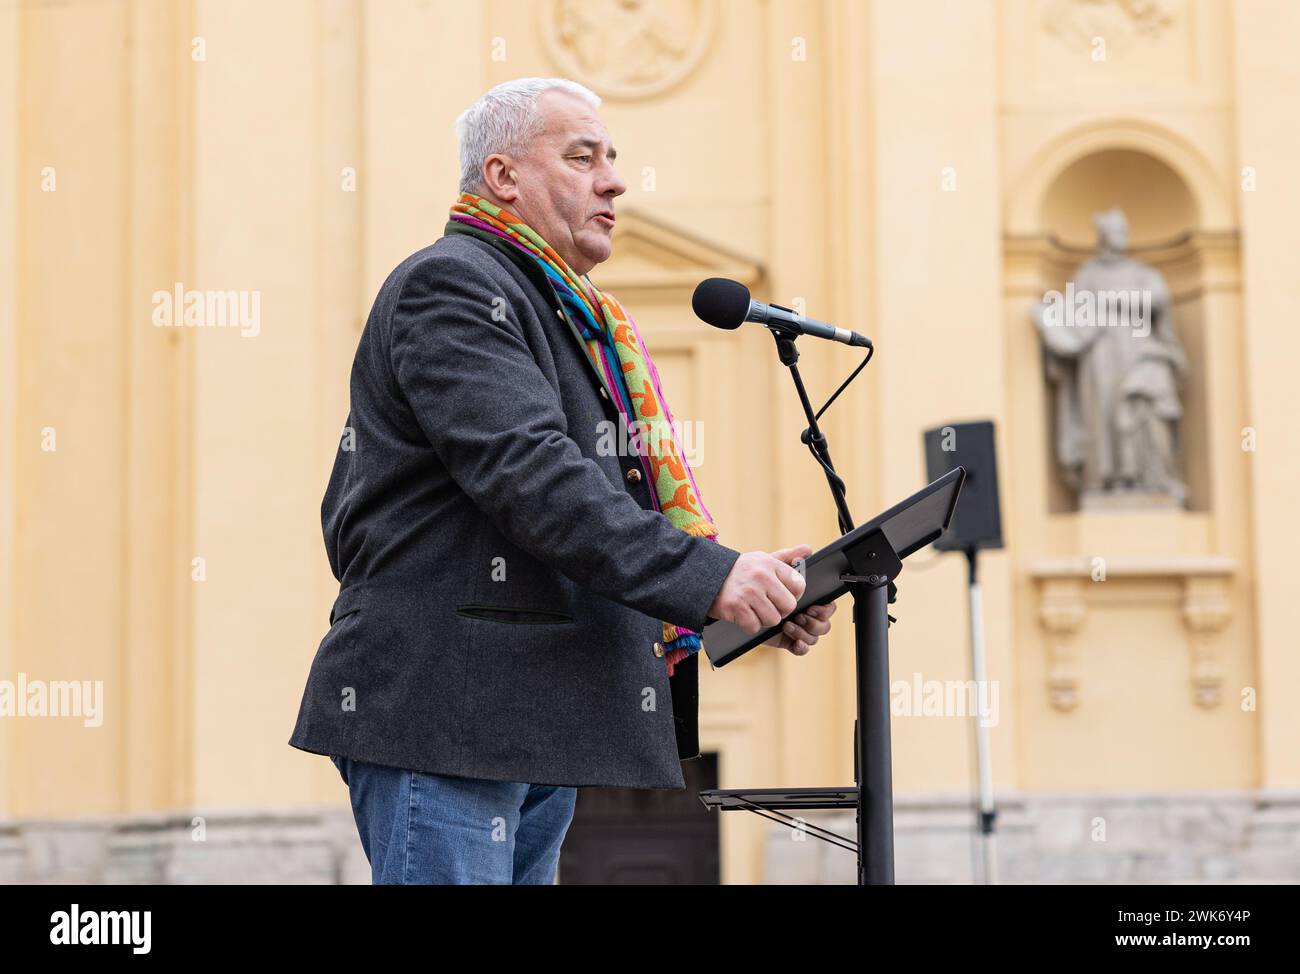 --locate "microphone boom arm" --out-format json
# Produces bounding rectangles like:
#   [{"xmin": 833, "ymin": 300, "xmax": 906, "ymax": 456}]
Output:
[{"xmin": 771, "ymin": 329, "xmax": 857, "ymax": 536}]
